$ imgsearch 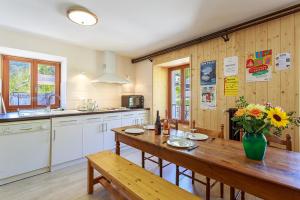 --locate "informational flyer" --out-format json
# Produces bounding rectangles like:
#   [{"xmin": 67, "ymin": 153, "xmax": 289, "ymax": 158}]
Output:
[
  {"xmin": 200, "ymin": 60, "xmax": 216, "ymax": 85},
  {"xmin": 224, "ymin": 56, "xmax": 238, "ymax": 77},
  {"xmin": 275, "ymin": 53, "xmax": 291, "ymax": 71},
  {"xmin": 224, "ymin": 76, "xmax": 238, "ymax": 96},
  {"xmin": 200, "ymin": 85, "xmax": 216, "ymax": 110},
  {"xmin": 246, "ymin": 49, "xmax": 272, "ymax": 82}
]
